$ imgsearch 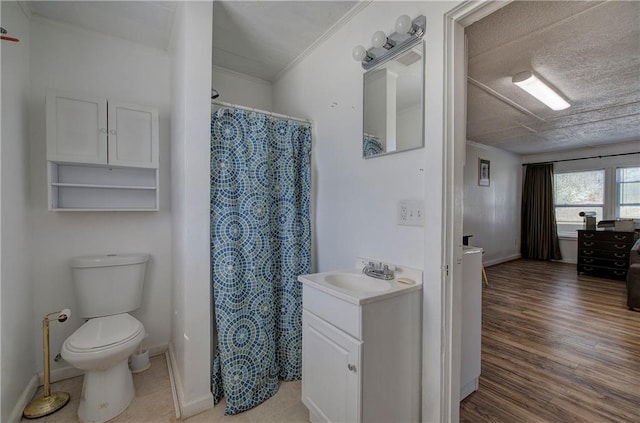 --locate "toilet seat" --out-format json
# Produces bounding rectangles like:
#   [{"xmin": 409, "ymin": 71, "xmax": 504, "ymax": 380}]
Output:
[{"xmin": 65, "ymin": 314, "xmax": 144, "ymax": 353}]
